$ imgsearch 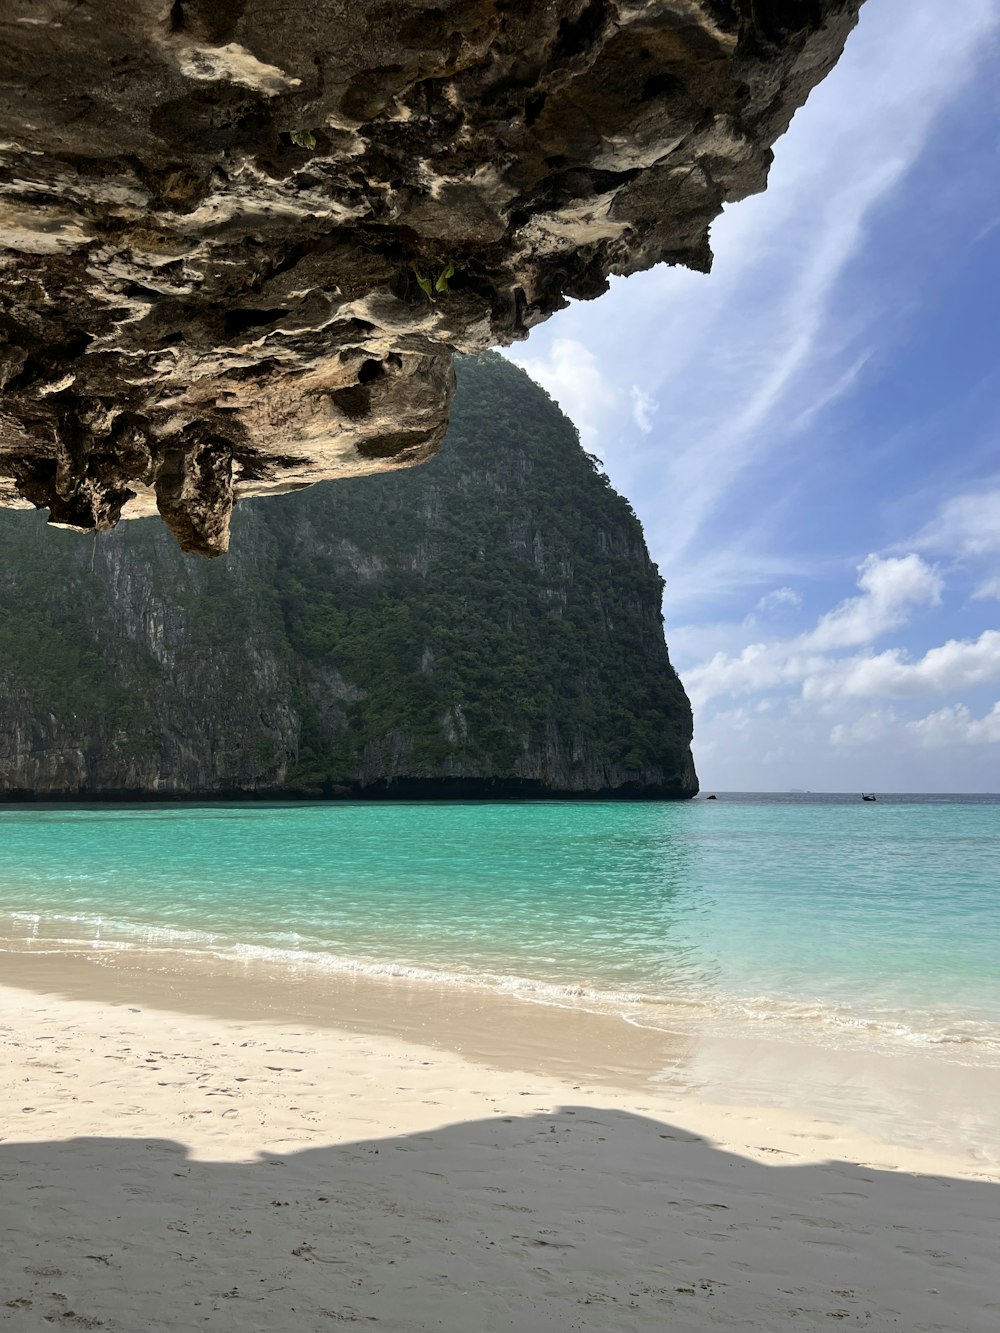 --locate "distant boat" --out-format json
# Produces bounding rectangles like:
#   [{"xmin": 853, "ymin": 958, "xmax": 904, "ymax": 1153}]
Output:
[{"xmin": 861, "ymin": 793, "xmax": 877, "ymax": 802}]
